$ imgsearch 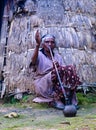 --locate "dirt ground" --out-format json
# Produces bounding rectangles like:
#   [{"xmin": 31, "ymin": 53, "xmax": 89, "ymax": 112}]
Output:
[{"xmin": 0, "ymin": 97, "xmax": 96, "ymax": 130}]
